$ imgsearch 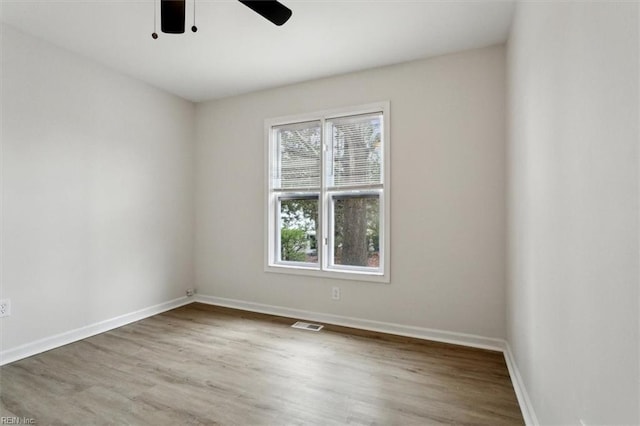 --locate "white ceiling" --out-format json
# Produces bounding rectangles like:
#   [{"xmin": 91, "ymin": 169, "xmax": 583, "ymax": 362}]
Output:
[{"xmin": 0, "ymin": 0, "xmax": 515, "ymax": 102}]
